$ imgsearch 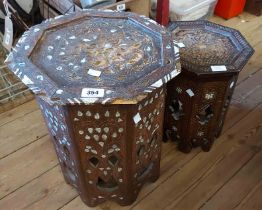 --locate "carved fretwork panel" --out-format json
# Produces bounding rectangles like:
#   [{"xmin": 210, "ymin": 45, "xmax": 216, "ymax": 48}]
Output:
[
  {"xmin": 37, "ymin": 97, "xmax": 78, "ymax": 187},
  {"xmin": 60, "ymin": 87, "xmax": 166, "ymax": 206},
  {"xmin": 70, "ymin": 105, "xmax": 127, "ymax": 203},
  {"xmin": 166, "ymin": 20, "xmax": 254, "ymax": 153},
  {"xmin": 165, "ymin": 73, "xmax": 232, "ymax": 152},
  {"xmin": 133, "ymin": 88, "xmax": 165, "ymax": 191},
  {"xmin": 189, "ymin": 79, "xmax": 229, "ymax": 150},
  {"xmin": 215, "ymin": 75, "xmax": 238, "ymax": 137},
  {"xmin": 165, "ymin": 74, "xmax": 199, "ymax": 144}
]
